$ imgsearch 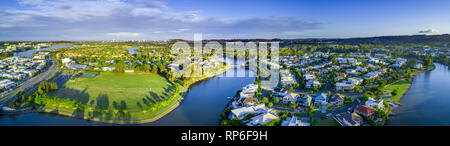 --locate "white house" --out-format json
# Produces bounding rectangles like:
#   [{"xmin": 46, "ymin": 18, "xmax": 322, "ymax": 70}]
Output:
[
  {"xmin": 283, "ymin": 93, "xmax": 299, "ymax": 104},
  {"xmin": 365, "ymin": 97, "xmax": 384, "ymax": 109},
  {"xmin": 102, "ymin": 66, "xmax": 116, "ymax": 71},
  {"xmin": 281, "ymin": 116, "xmax": 310, "ymax": 126},
  {"xmin": 305, "ymin": 80, "xmax": 321, "ymax": 89},
  {"xmin": 229, "ymin": 104, "xmax": 267, "ymax": 120},
  {"xmin": 62, "ymin": 58, "xmax": 74, "ymax": 64},
  {"xmin": 246, "ymin": 112, "xmax": 278, "ymax": 126}
]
